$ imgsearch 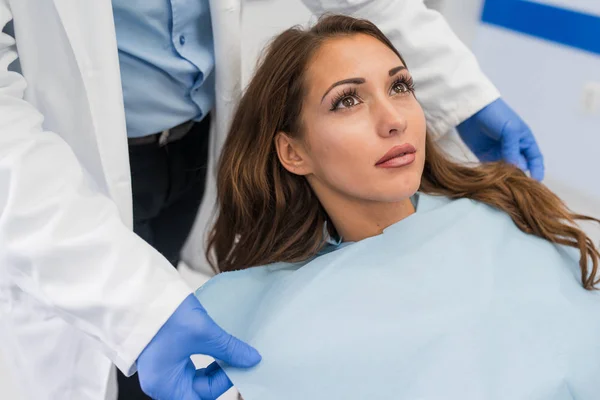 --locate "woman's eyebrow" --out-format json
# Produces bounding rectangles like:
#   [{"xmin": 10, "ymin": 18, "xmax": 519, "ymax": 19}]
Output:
[
  {"xmin": 388, "ymin": 65, "xmax": 407, "ymax": 76},
  {"xmin": 320, "ymin": 66, "xmax": 408, "ymax": 104},
  {"xmin": 321, "ymin": 78, "xmax": 365, "ymax": 104}
]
